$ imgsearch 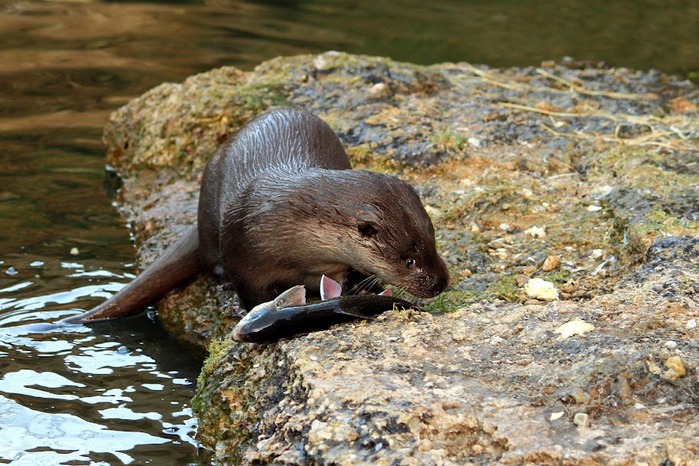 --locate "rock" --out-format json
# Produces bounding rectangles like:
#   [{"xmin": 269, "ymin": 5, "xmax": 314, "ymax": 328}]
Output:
[
  {"xmin": 555, "ymin": 319, "xmax": 595, "ymax": 339},
  {"xmin": 542, "ymin": 255, "xmax": 560, "ymax": 272},
  {"xmin": 524, "ymin": 278, "xmax": 559, "ymax": 301},
  {"xmin": 662, "ymin": 356, "xmax": 686, "ymax": 381},
  {"xmin": 573, "ymin": 412, "xmax": 590, "ymax": 427},
  {"xmin": 101, "ymin": 52, "xmax": 699, "ymax": 464}
]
